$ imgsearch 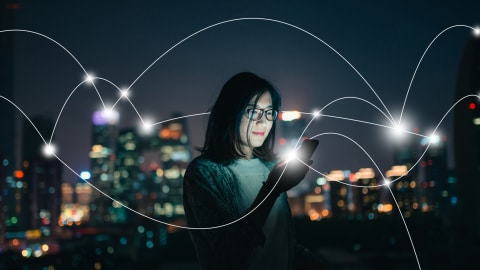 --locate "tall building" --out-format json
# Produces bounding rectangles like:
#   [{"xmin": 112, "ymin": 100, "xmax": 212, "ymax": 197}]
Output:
[
  {"xmin": 0, "ymin": 0, "xmax": 17, "ymax": 171},
  {"xmin": 1, "ymin": 115, "xmax": 62, "ymax": 255},
  {"xmin": 113, "ymin": 127, "xmax": 144, "ymax": 223},
  {"xmin": 0, "ymin": 1, "xmax": 19, "ymax": 251},
  {"xmin": 58, "ymin": 183, "xmax": 91, "ymax": 227},
  {"xmin": 385, "ymin": 165, "xmax": 416, "ymax": 218},
  {"xmin": 326, "ymin": 170, "xmax": 350, "ymax": 218},
  {"xmin": 157, "ymin": 112, "xmax": 192, "ymax": 217},
  {"xmin": 454, "ymin": 35, "xmax": 480, "ymax": 237},
  {"xmin": 350, "ymin": 168, "xmax": 381, "ymax": 220},
  {"xmin": 89, "ymin": 110, "xmax": 119, "ymax": 225},
  {"xmin": 418, "ymin": 135, "xmax": 449, "ymax": 216},
  {"xmin": 22, "ymin": 116, "xmax": 62, "ymax": 234}
]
